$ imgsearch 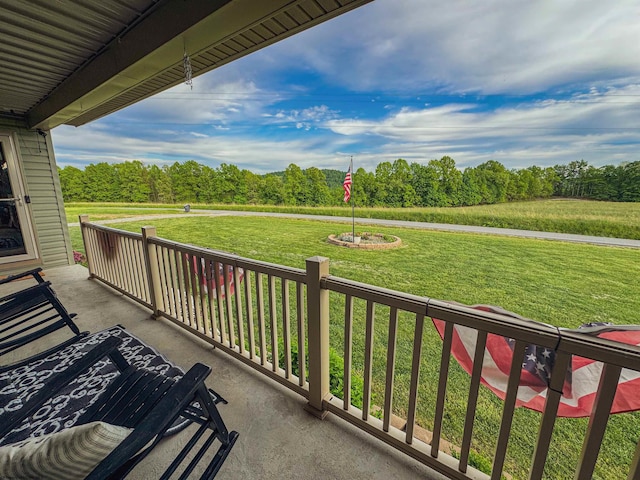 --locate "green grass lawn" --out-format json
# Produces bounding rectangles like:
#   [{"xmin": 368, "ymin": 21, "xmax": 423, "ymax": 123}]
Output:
[
  {"xmin": 65, "ymin": 203, "xmax": 183, "ymax": 223},
  {"xmin": 66, "ymin": 198, "xmax": 640, "ymax": 239},
  {"xmin": 68, "ymin": 211, "xmax": 640, "ymax": 479}
]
